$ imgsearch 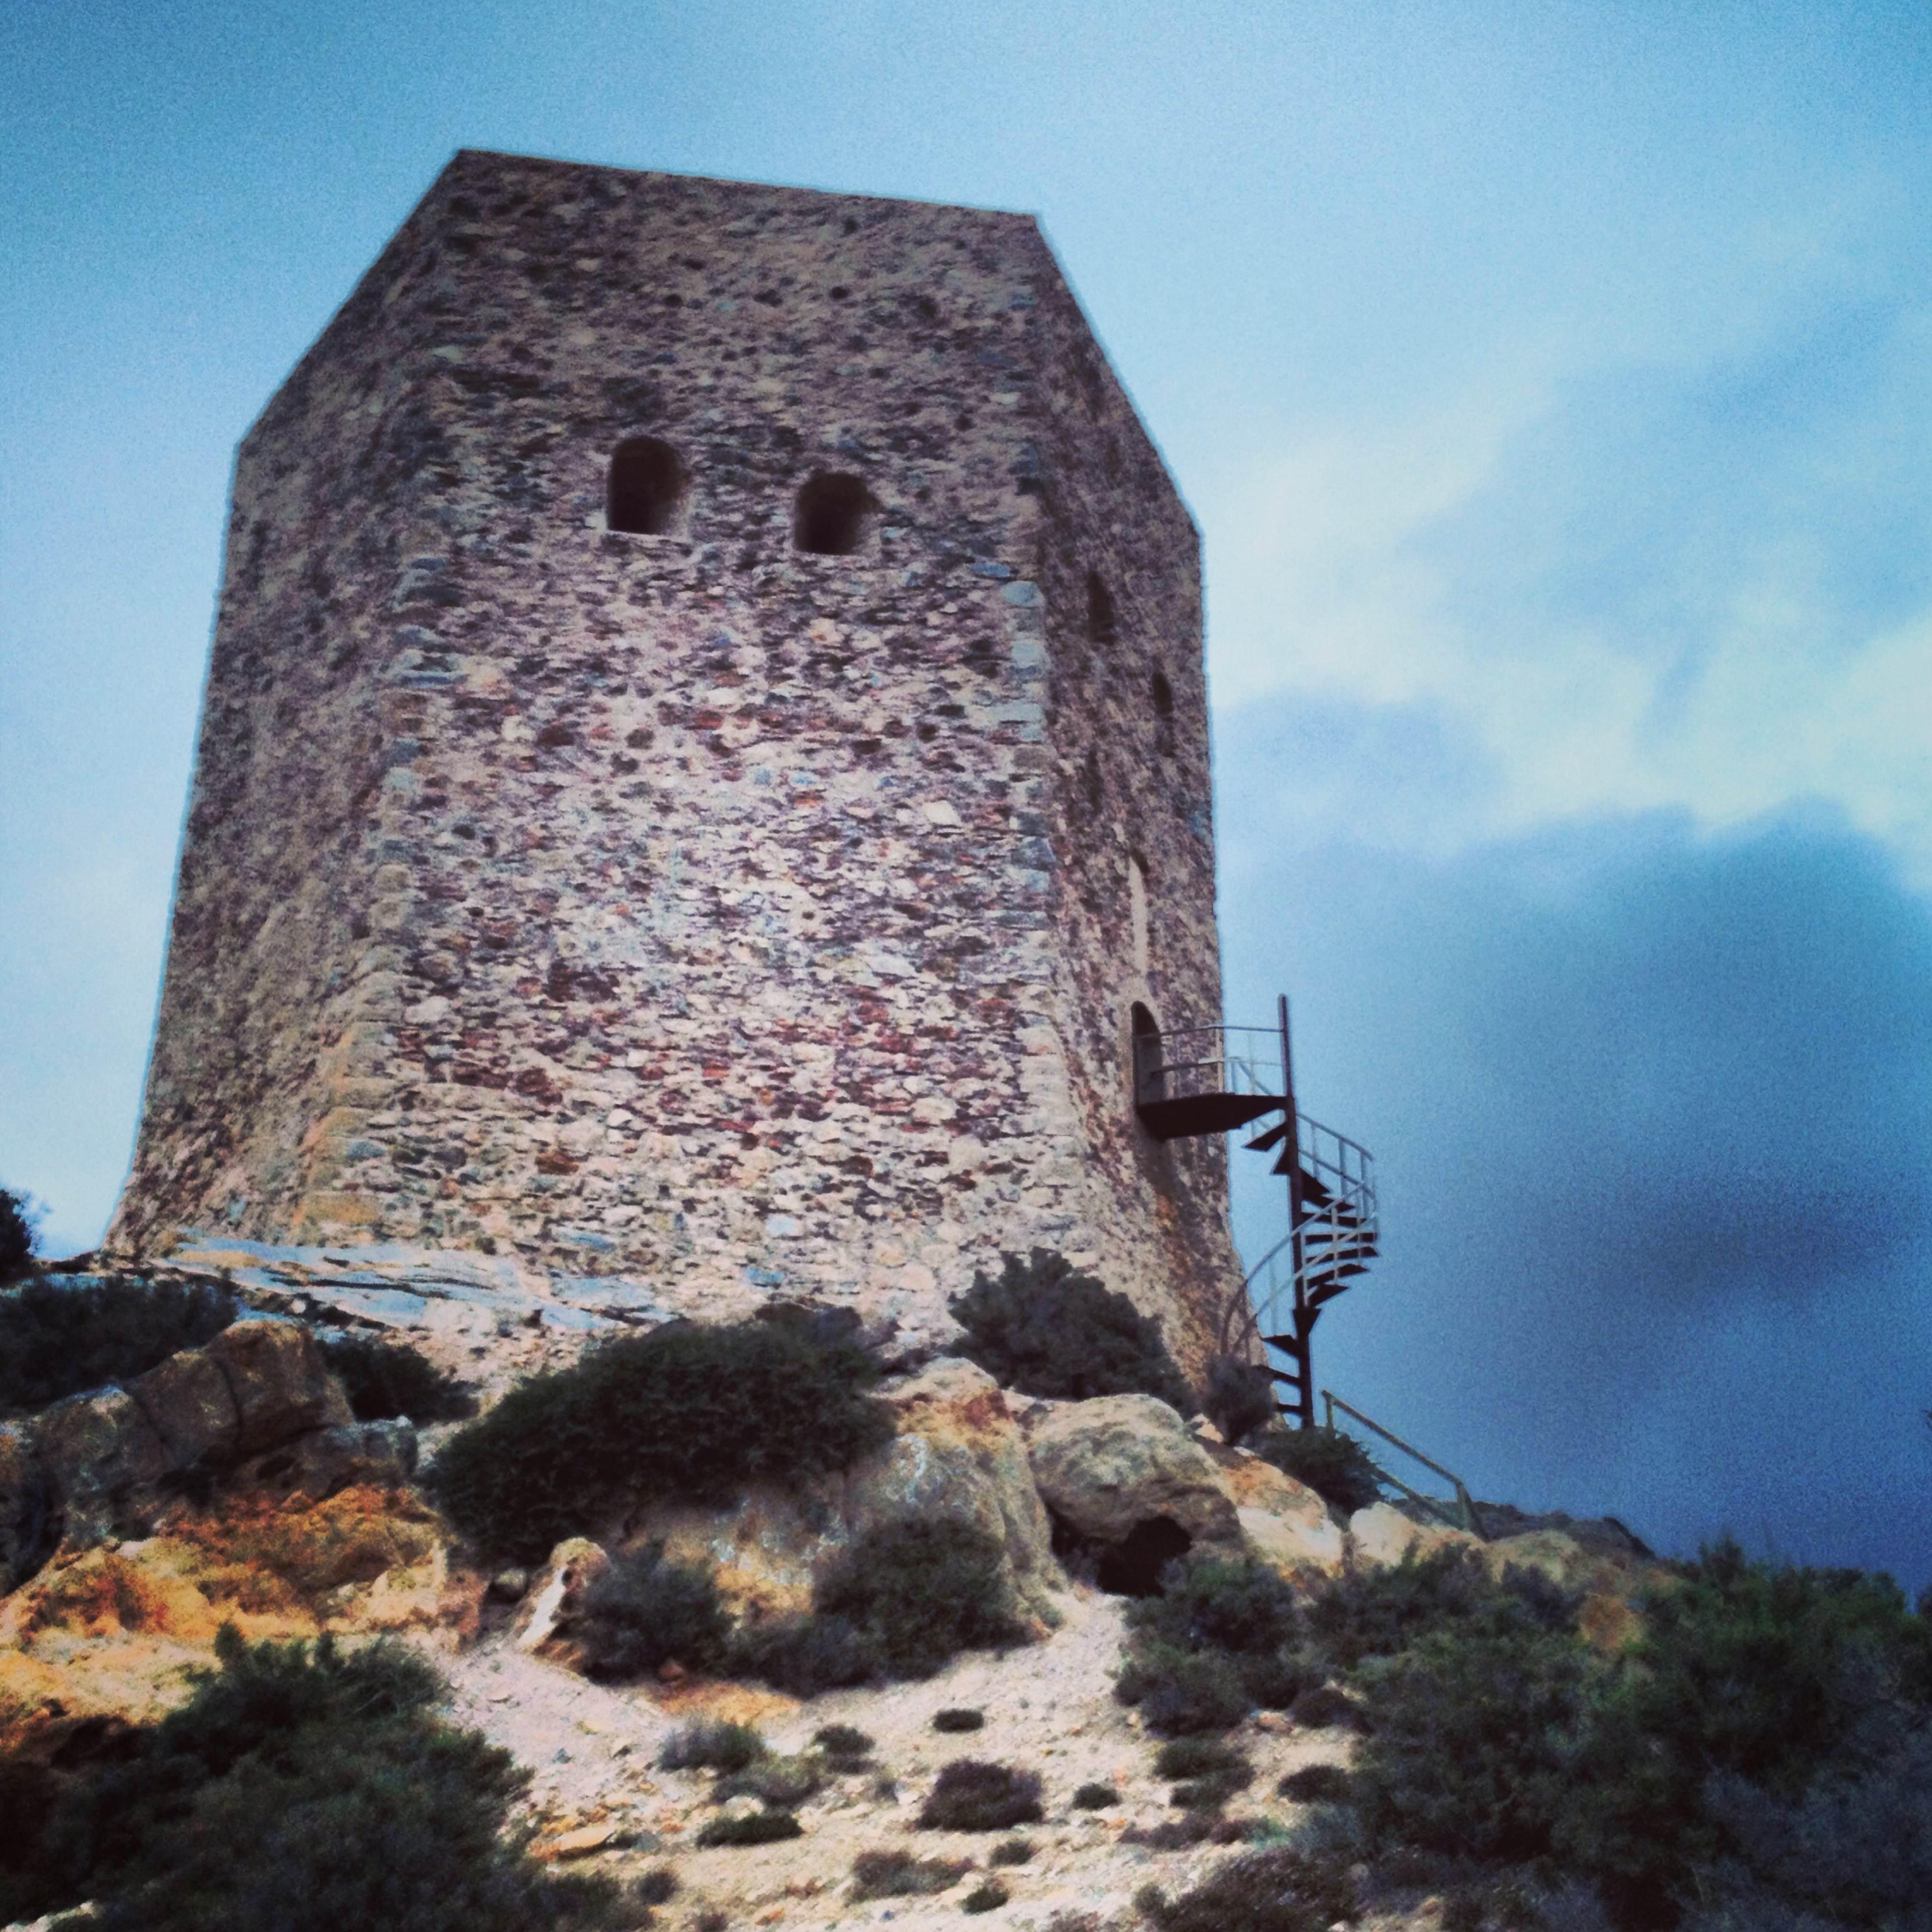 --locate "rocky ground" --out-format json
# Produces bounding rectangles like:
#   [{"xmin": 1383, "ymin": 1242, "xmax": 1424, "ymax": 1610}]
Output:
[{"xmin": 440, "ymin": 1582, "xmax": 1378, "ymax": 1932}]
